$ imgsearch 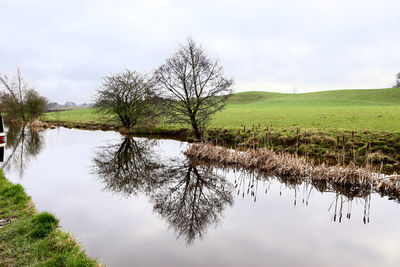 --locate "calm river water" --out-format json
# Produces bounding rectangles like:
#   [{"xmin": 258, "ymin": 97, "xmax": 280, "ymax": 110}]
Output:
[{"xmin": 1, "ymin": 126, "xmax": 400, "ymax": 266}]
